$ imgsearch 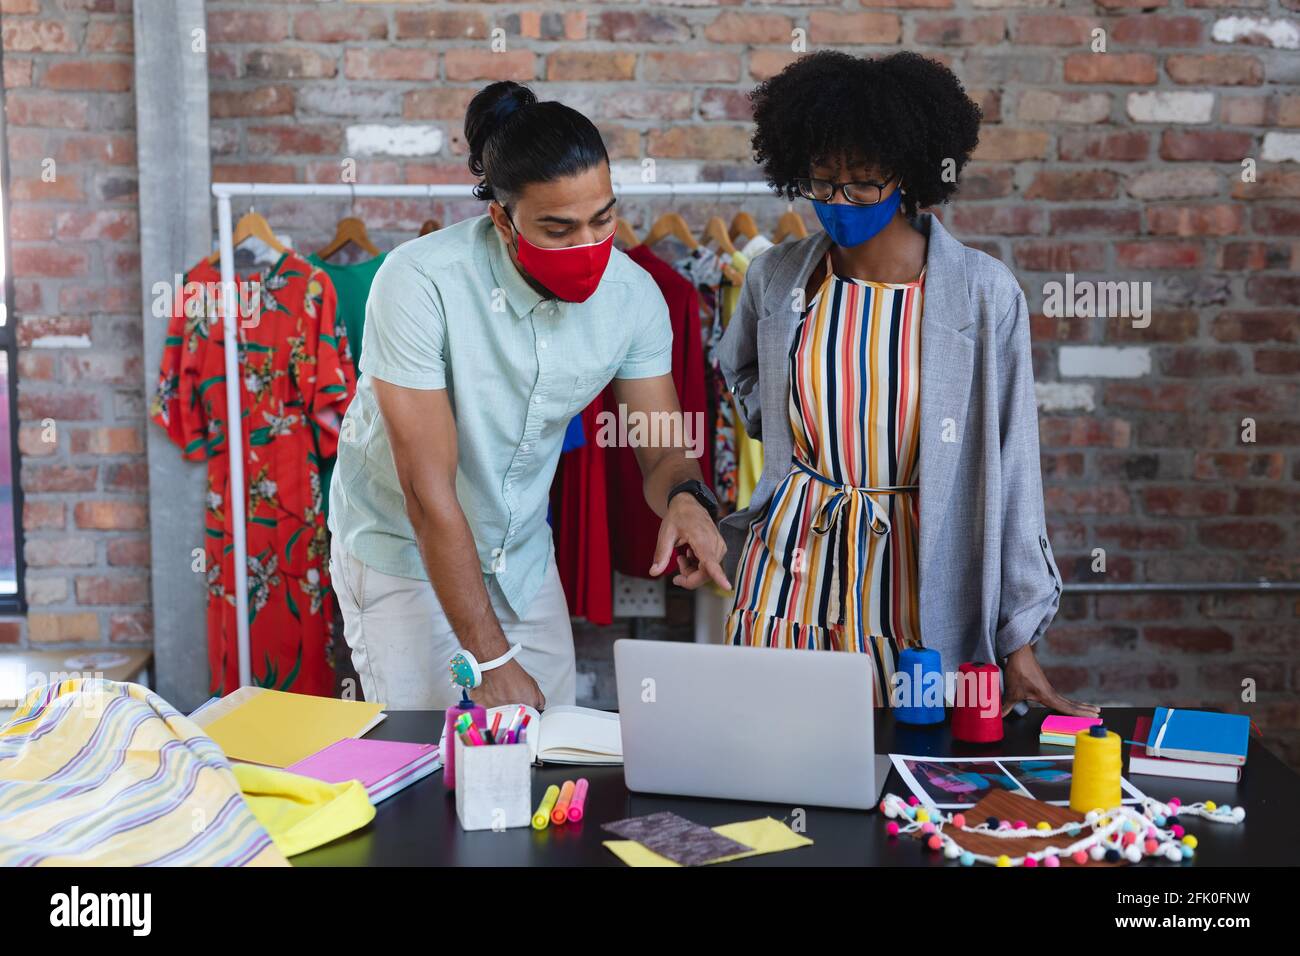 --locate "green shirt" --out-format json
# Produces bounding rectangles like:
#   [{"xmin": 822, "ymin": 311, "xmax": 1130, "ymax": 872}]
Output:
[
  {"xmin": 307, "ymin": 252, "xmax": 385, "ymax": 519},
  {"xmin": 306, "ymin": 252, "xmax": 386, "ymax": 369},
  {"xmin": 327, "ymin": 215, "xmax": 672, "ymax": 616}
]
